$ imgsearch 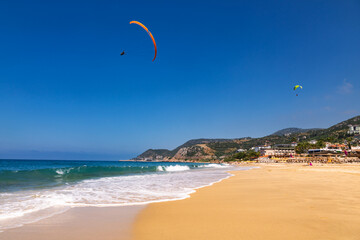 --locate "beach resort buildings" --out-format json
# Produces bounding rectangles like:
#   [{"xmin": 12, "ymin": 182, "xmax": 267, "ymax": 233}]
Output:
[
  {"xmin": 259, "ymin": 144, "xmax": 296, "ymax": 157},
  {"xmin": 308, "ymin": 143, "xmax": 350, "ymax": 157},
  {"xmin": 255, "ymin": 139, "xmax": 360, "ymax": 158},
  {"xmin": 253, "ymin": 145, "xmax": 271, "ymax": 152}
]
